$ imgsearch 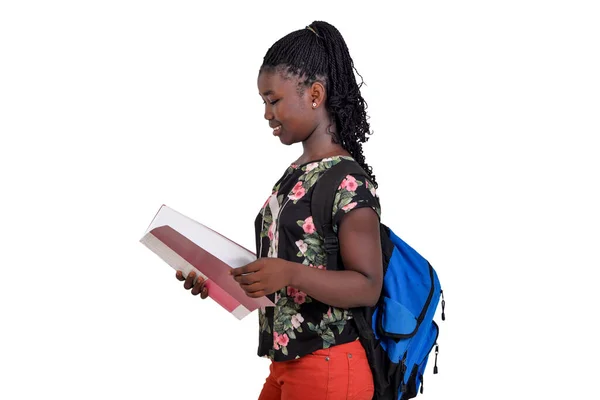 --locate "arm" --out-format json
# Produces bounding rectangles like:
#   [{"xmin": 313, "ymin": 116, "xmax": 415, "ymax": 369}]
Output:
[
  {"xmin": 231, "ymin": 207, "xmax": 383, "ymax": 309},
  {"xmin": 289, "ymin": 207, "xmax": 383, "ymax": 308}
]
